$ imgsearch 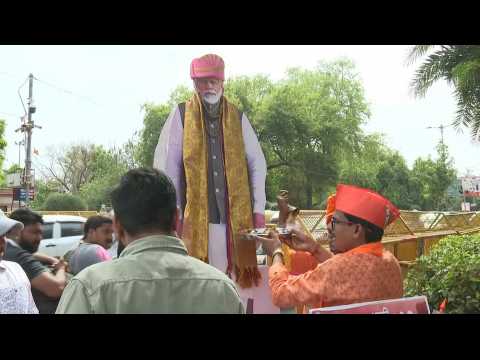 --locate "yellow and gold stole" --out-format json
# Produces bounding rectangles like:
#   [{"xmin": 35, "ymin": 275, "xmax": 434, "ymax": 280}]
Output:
[{"xmin": 182, "ymin": 93, "xmax": 260, "ymax": 288}]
